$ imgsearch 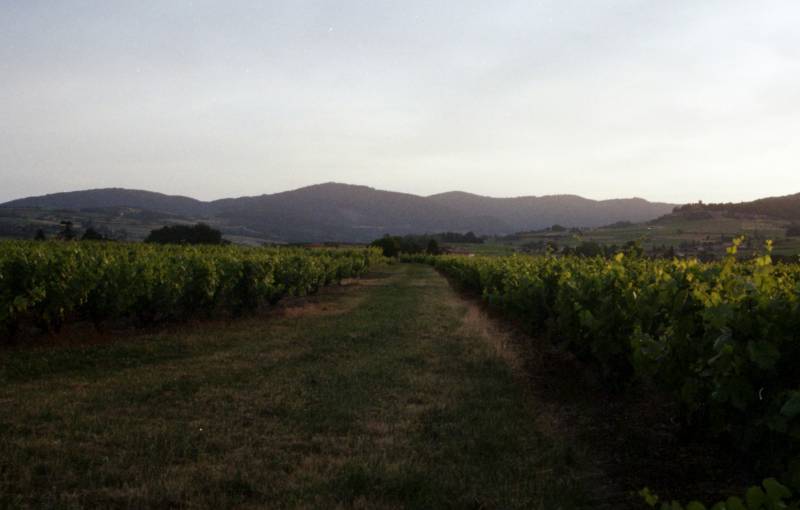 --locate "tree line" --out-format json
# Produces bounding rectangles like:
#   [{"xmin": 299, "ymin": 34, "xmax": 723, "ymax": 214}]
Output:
[{"xmin": 34, "ymin": 222, "xmax": 226, "ymax": 245}]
